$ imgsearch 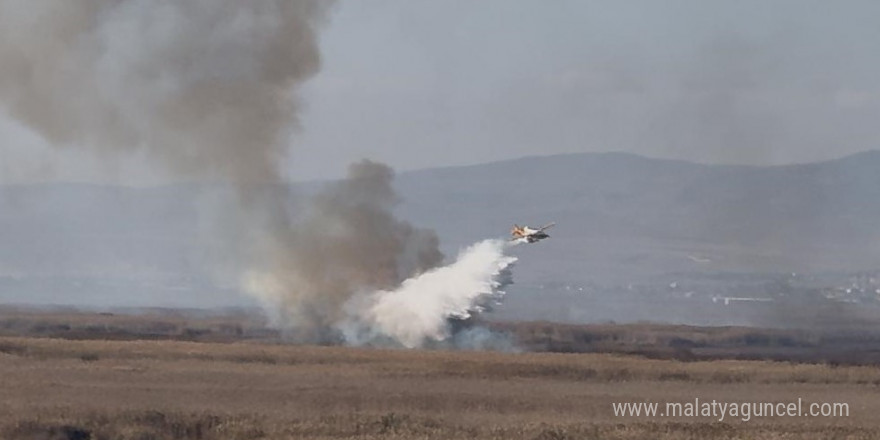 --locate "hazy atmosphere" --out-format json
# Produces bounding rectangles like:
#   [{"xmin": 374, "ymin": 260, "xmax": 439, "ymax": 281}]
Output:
[
  {"xmin": 2, "ymin": 2, "xmax": 880, "ymax": 438},
  {"xmin": 1, "ymin": 1, "xmax": 879, "ymax": 332},
  {"xmin": 2, "ymin": 0, "xmax": 880, "ymax": 184}
]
